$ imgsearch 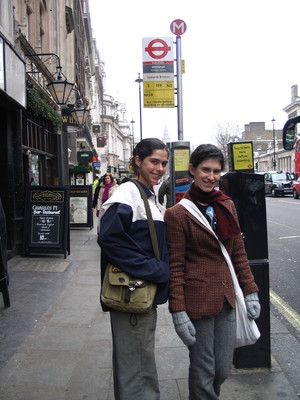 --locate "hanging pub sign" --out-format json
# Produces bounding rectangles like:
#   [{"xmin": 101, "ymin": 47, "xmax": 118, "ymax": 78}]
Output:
[
  {"xmin": 23, "ymin": 186, "xmax": 70, "ymax": 258},
  {"xmin": 69, "ymin": 186, "xmax": 93, "ymax": 229},
  {"xmin": 93, "ymin": 124, "xmax": 100, "ymax": 134},
  {"xmin": 77, "ymin": 151, "xmax": 93, "ymax": 163}
]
